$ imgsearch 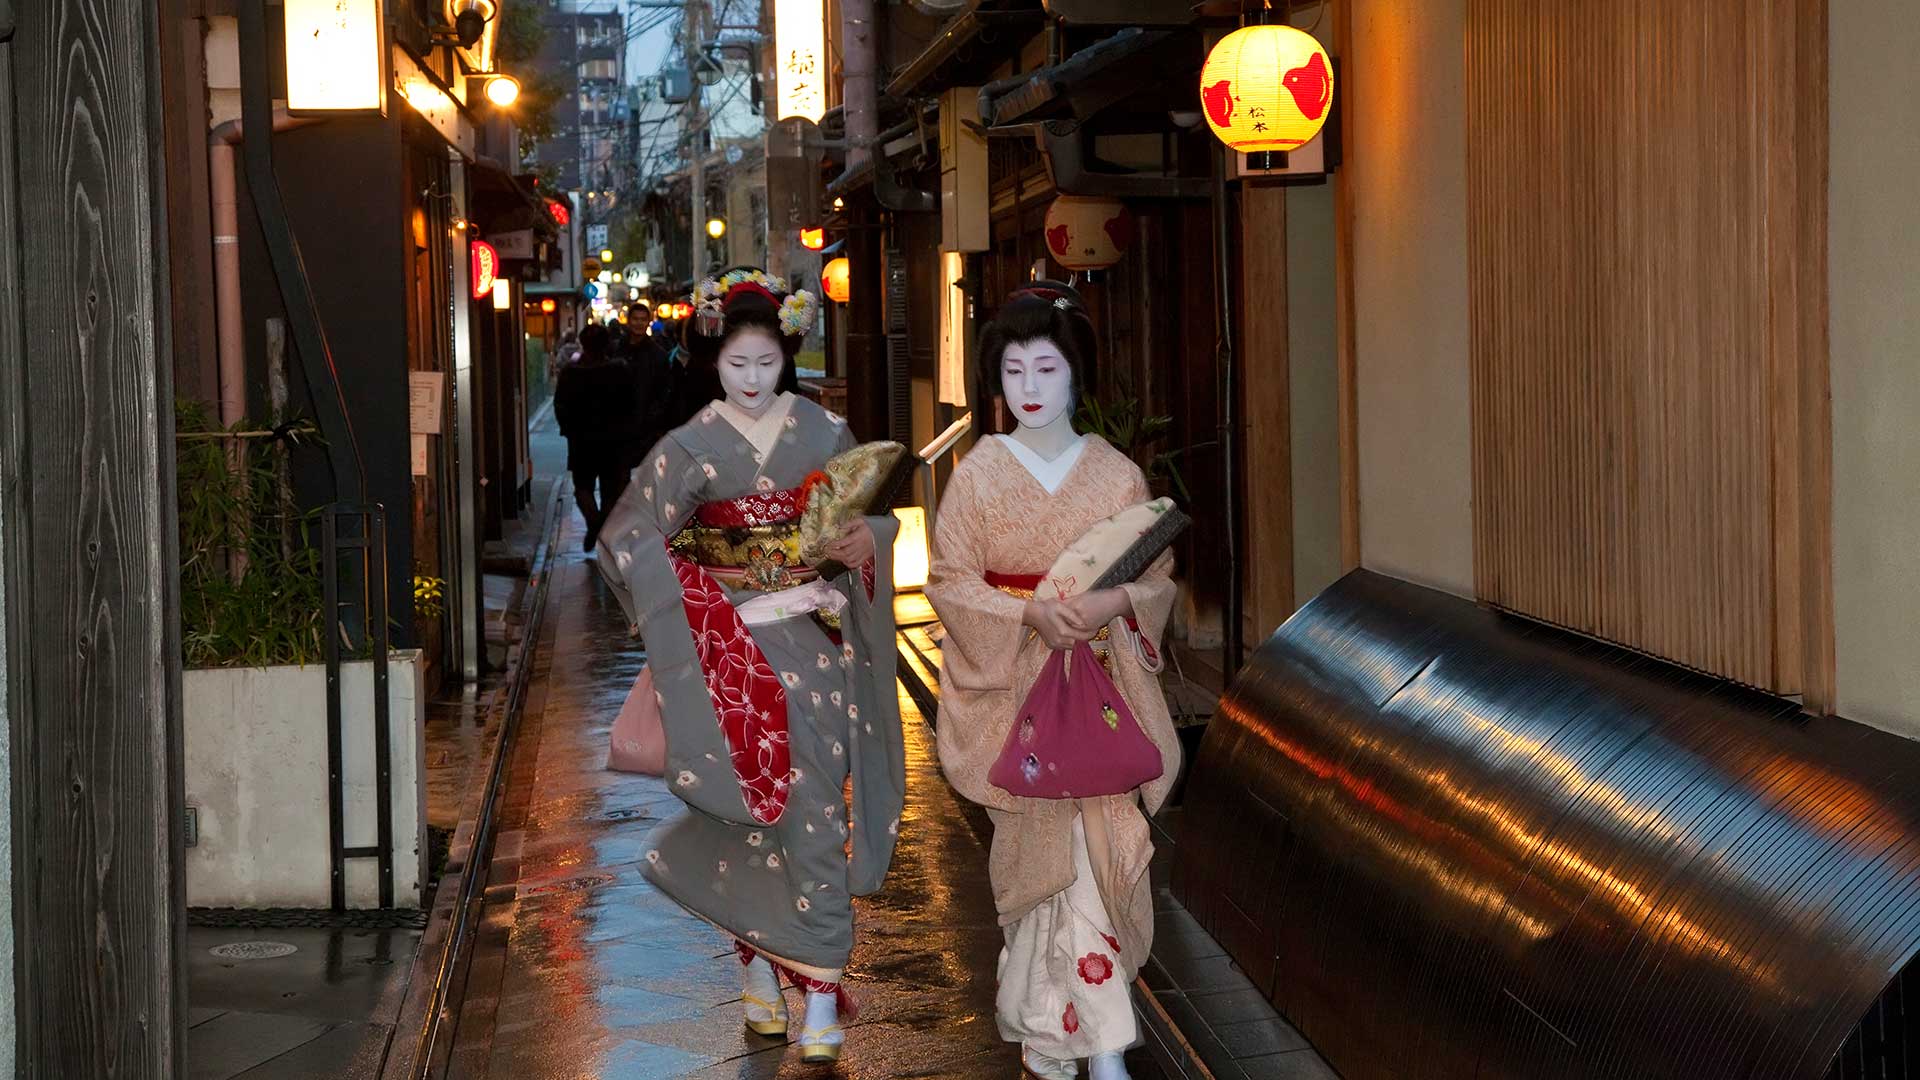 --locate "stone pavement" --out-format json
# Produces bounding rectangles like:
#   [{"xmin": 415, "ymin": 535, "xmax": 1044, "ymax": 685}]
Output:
[{"xmin": 441, "ymin": 505, "xmax": 1173, "ymax": 1079}]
